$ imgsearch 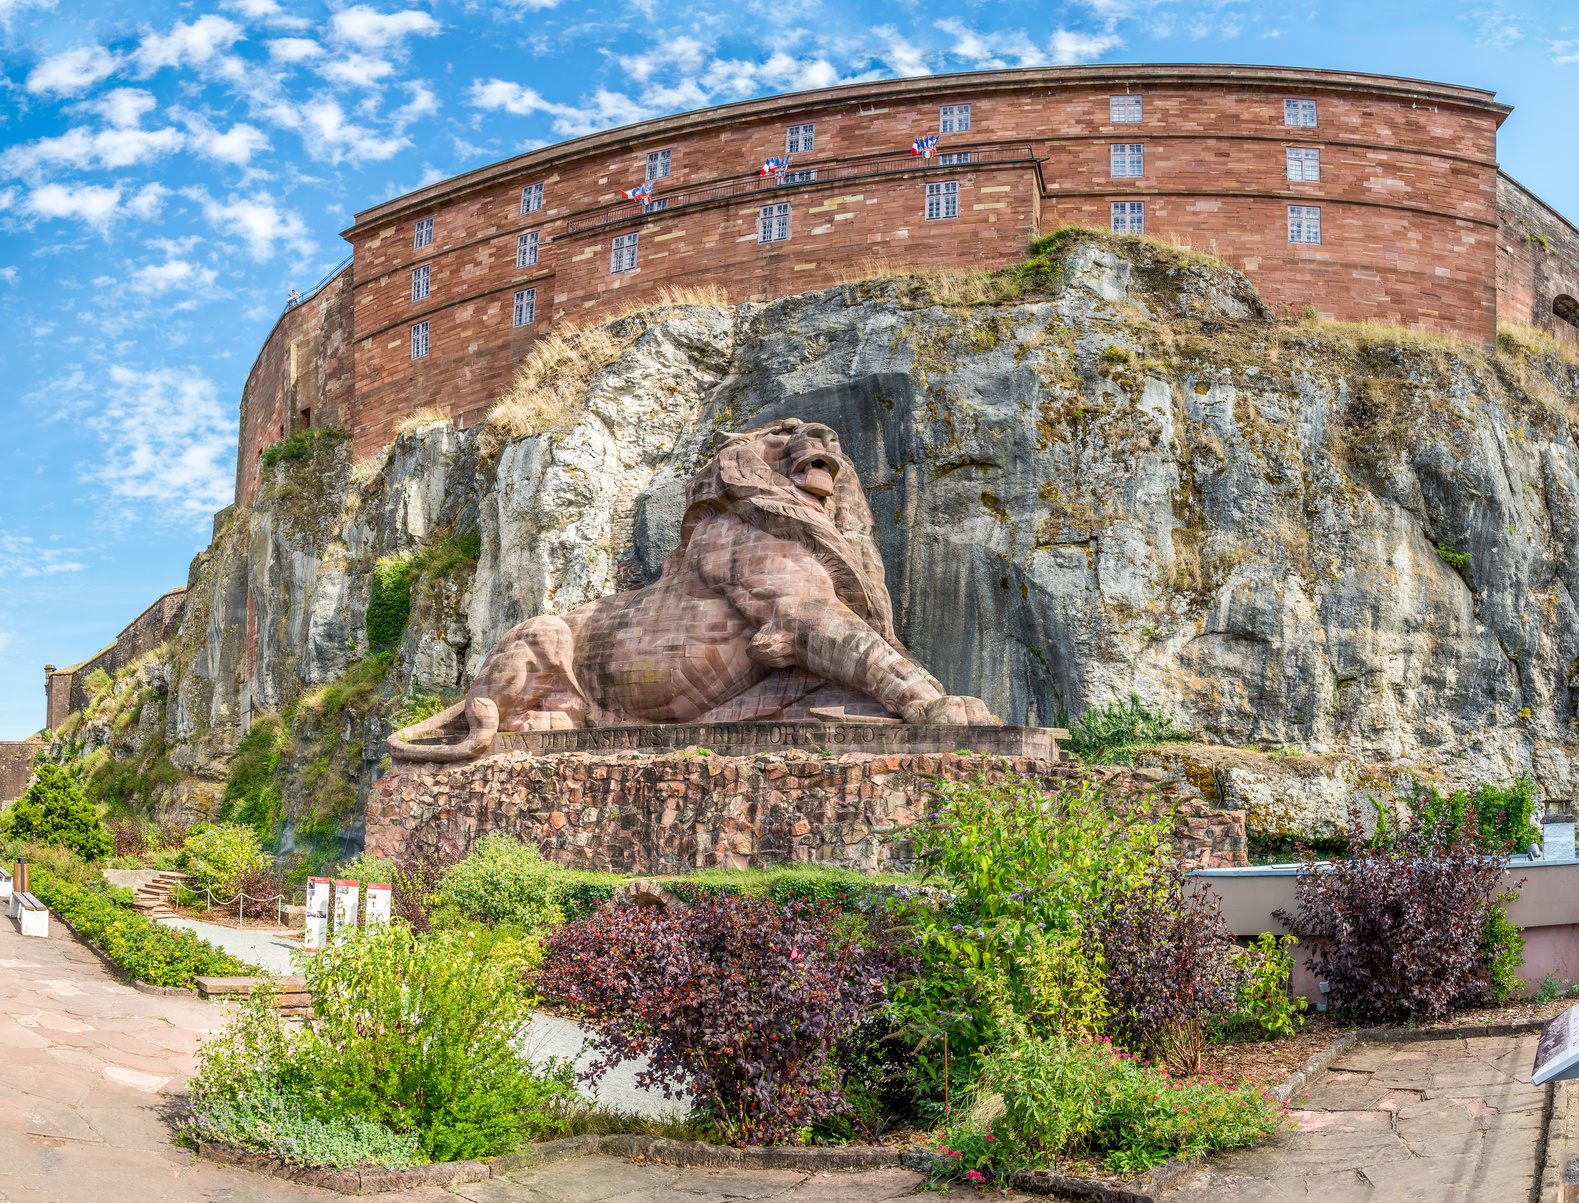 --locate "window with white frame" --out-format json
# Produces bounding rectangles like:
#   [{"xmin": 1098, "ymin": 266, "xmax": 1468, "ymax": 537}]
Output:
[
  {"xmin": 780, "ymin": 168, "xmax": 818, "ymax": 184},
  {"xmin": 413, "ymin": 217, "xmax": 433, "ymax": 248},
  {"xmin": 513, "ymin": 287, "xmax": 536, "ymax": 327},
  {"xmin": 1284, "ymin": 98, "xmax": 1317, "ymax": 127},
  {"xmin": 786, "ymin": 123, "xmax": 815, "ymax": 154},
  {"xmin": 610, "ymin": 232, "xmax": 639, "ymax": 273},
  {"xmin": 1110, "ymin": 143, "xmax": 1144, "ymax": 177},
  {"xmin": 1286, "ymin": 147, "xmax": 1320, "ymax": 183},
  {"xmin": 411, "ymin": 264, "xmax": 430, "ymax": 301},
  {"xmin": 924, "ymin": 180, "xmax": 959, "ymax": 221},
  {"xmin": 646, "ymin": 150, "xmax": 671, "ymax": 180},
  {"xmin": 519, "ymin": 183, "xmax": 544, "ymax": 214},
  {"xmin": 516, "ymin": 230, "xmax": 539, "ymax": 268},
  {"xmin": 410, "ymin": 320, "xmax": 429, "ymax": 359},
  {"xmin": 940, "ymin": 103, "xmax": 971, "ymax": 133},
  {"xmin": 1111, "ymin": 201, "xmax": 1144, "ymax": 234},
  {"xmin": 939, "ymin": 151, "xmax": 972, "ymax": 165},
  {"xmin": 643, "ymin": 197, "xmax": 669, "ymax": 213},
  {"xmin": 759, "ymin": 202, "xmax": 790, "ymax": 243},
  {"xmin": 1288, "ymin": 205, "xmax": 1321, "ymax": 244},
  {"xmin": 1110, "ymin": 94, "xmax": 1143, "ymax": 123}
]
